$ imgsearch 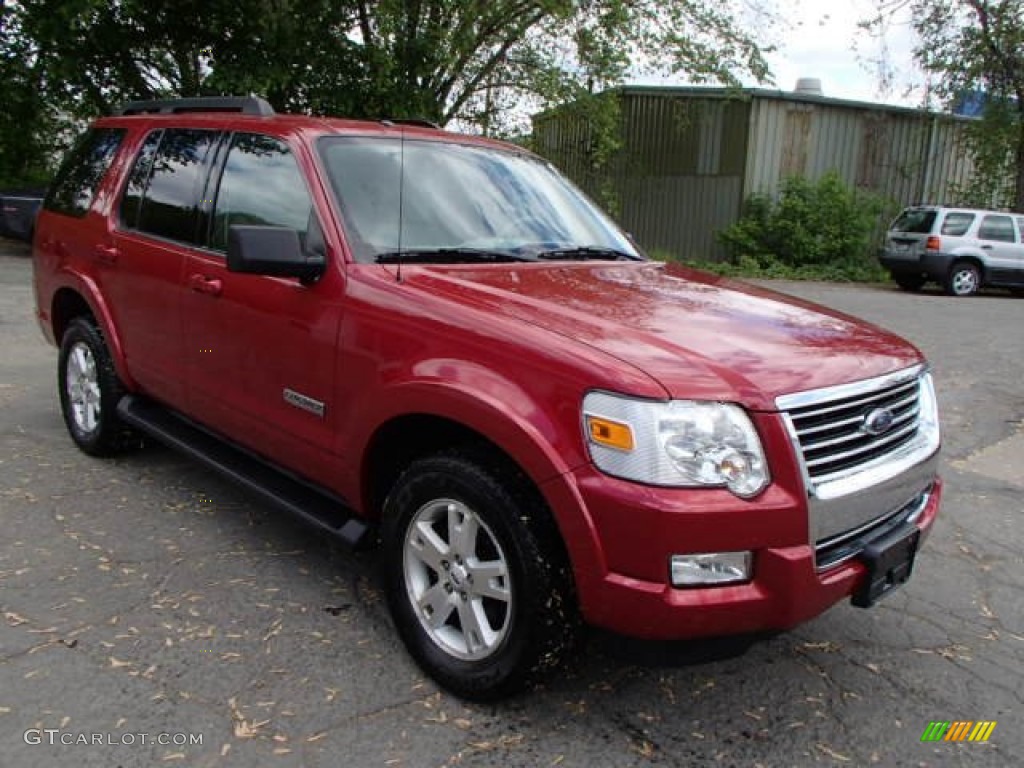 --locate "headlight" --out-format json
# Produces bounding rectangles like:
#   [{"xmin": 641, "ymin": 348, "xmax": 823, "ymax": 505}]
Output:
[
  {"xmin": 582, "ymin": 391, "xmax": 770, "ymax": 497},
  {"xmin": 918, "ymin": 371, "xmax": 941, "ymax": 453}
]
